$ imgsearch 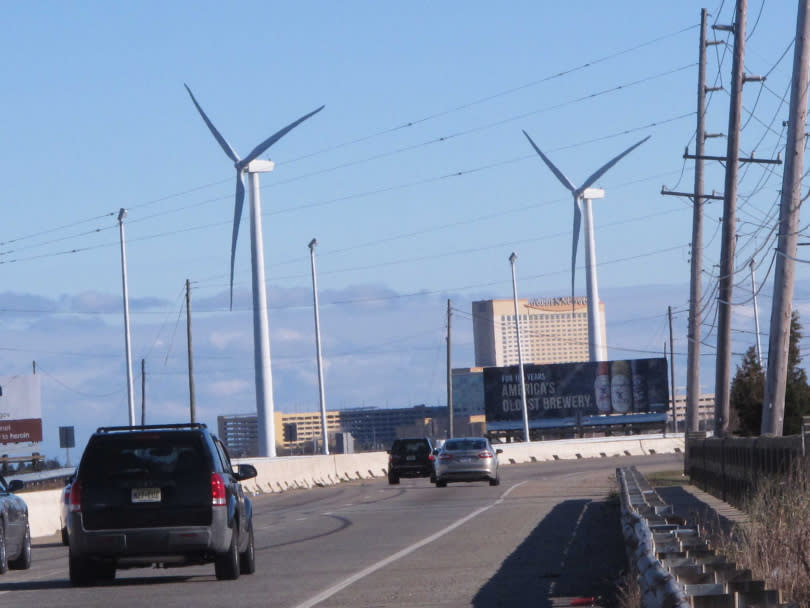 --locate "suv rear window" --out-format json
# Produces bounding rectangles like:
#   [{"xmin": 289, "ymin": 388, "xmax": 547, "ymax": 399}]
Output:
[
  {"xmin": 390, "ymin": 439, "xmax": 430, "ymax": 456},
  {"xmin": 80, "ymin": 433, "xmax": 208, "ymax": 481}
]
